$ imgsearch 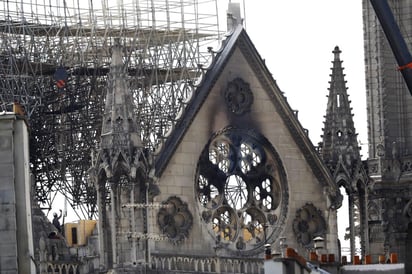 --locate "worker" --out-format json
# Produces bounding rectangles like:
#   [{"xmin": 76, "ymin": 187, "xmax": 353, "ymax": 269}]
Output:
[{"xmin": 52, "ymin": 209, "xmax": 63, "ymax": 233}]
